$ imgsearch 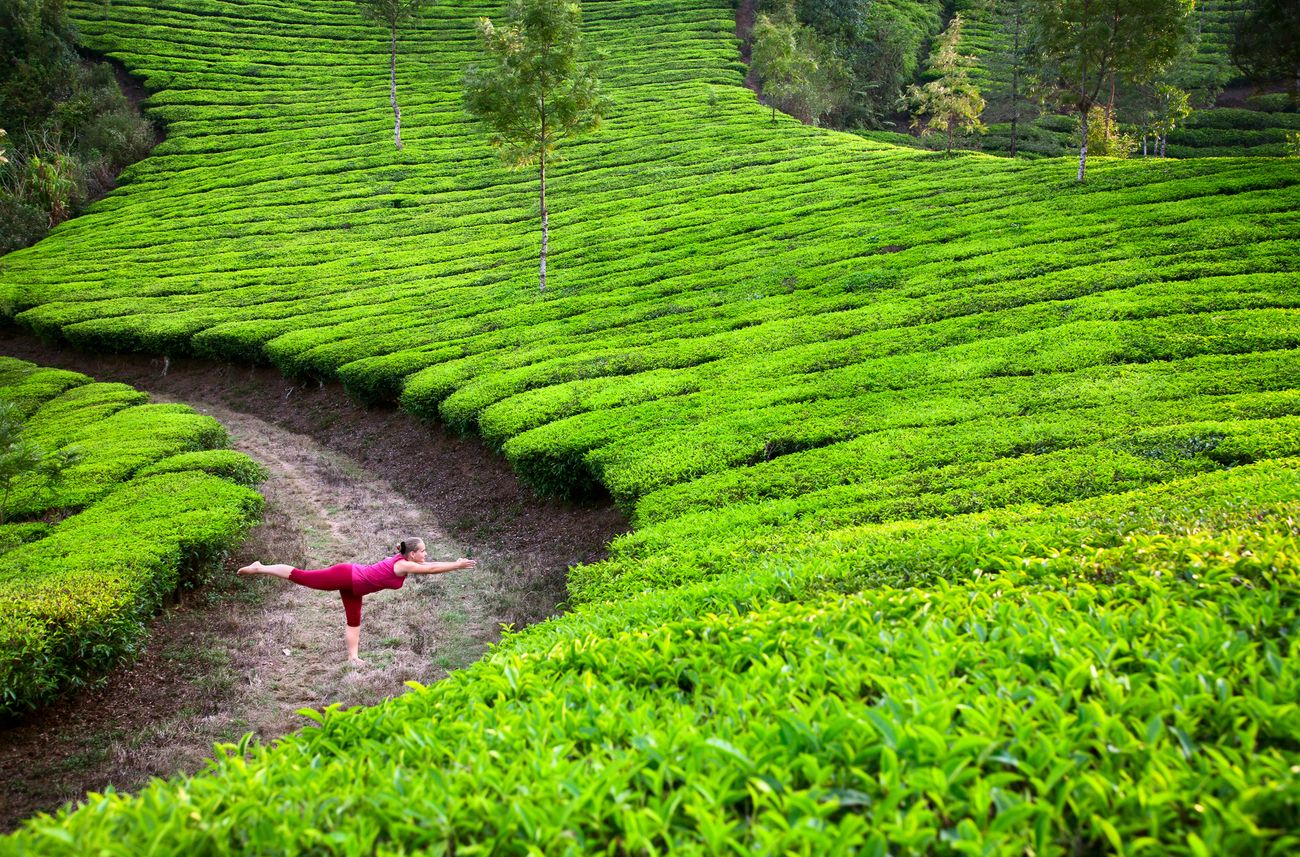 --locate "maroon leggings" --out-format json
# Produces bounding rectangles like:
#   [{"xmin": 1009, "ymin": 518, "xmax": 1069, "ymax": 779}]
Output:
[{"xmin": 289, "ymin": 564, "xmax": 363, "ymax": 627}]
